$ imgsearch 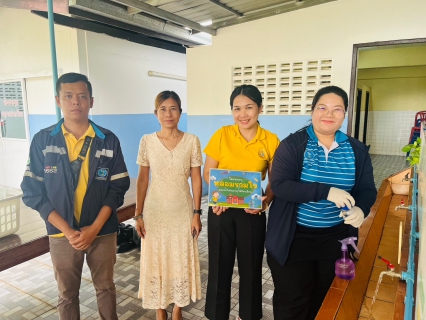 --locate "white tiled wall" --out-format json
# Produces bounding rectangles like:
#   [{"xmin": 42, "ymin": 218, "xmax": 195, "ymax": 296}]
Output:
[{"xmin": 366, "ymin": 111, "xmax": 418, "ymax": 155}]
